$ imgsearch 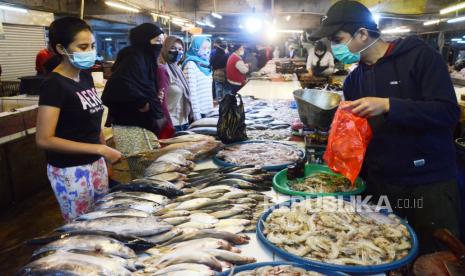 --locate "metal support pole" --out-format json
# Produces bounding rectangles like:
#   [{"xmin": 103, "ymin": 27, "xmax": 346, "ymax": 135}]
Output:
[{"xmin": 80, "ymin": 0, "xmax": 85, "ymax": 19}]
